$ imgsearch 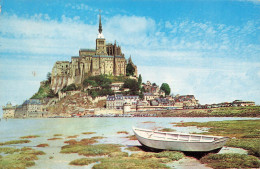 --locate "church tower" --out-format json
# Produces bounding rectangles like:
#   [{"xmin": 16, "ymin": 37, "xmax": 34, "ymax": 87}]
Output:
[{"xmin": 96, "ymin": 11, "xmax": 107, "ymax": 55}]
